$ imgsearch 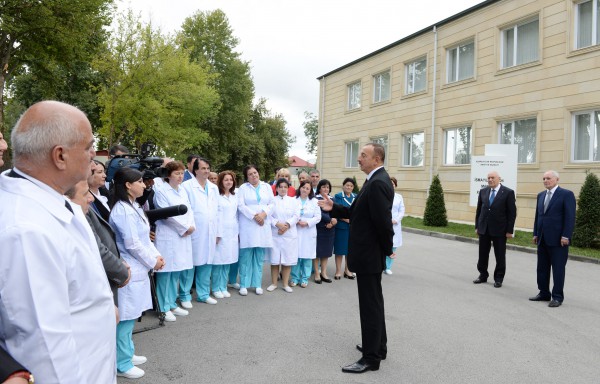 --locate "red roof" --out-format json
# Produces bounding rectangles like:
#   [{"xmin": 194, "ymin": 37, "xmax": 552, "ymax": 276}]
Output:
[{"xmin": 288, "ymin": 156, "xmax": 315, "ymax": 168}]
